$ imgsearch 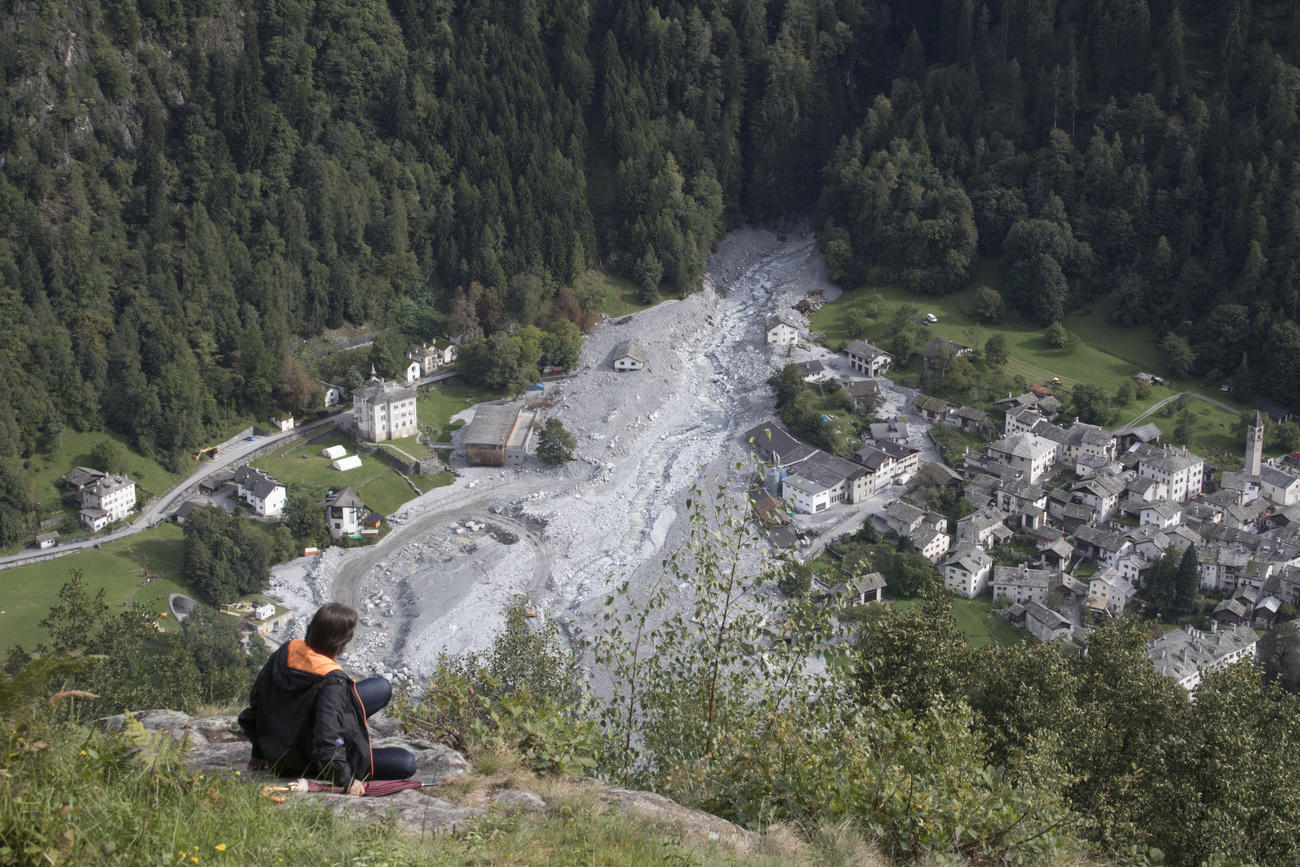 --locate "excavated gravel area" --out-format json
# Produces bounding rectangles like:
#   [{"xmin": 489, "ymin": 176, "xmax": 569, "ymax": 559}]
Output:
[{"xmin": 266, "ymin": 228, "xmax": 929, "ymax": 683}]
